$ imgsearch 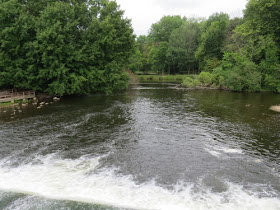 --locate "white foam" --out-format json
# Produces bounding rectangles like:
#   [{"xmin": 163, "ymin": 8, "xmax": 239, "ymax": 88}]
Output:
[
  {"xmin": 219, "ymin": 148, "xmax": 243, "ymax": 154},
  {"xmin": 207, "ymin": 145, "xmax": 243, "ymax": 155},
  {"xmin": 155, "ymin": 127, "xmax": 166, "ymax": 131},
  {"xmin": 204, "ymin": 148, "xmax": 221, "ymax": 157},
  {"xmin": 0, "ymin": 155, "xmax": 279, "ymax": 210}
]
